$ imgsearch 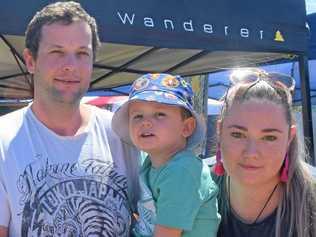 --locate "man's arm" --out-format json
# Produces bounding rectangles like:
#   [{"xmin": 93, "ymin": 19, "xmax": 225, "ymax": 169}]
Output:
[
  {"xmin": 154, "ymin": 225, "xmax": 182, "ymax": 237},
  {"xmin": 0, "ymin": 172, "xmax": 10, "ymax": 237},
  {"xmin": 0, "ymin": 226, "xmax": 8, "ymax": 237}
]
